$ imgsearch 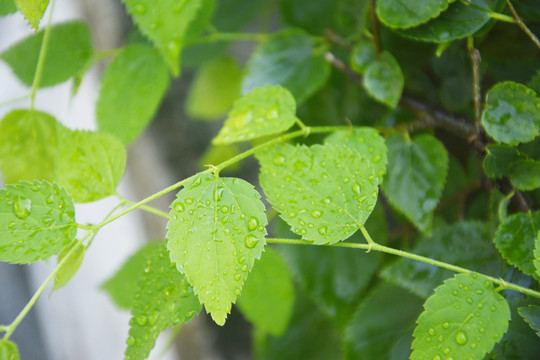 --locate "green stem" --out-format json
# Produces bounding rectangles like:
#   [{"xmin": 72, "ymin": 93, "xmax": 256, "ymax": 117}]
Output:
[
  {"xmin": 116, "ymin": 195, "xmax": 170, "ymax": 219},
  {"xmin": 489, "ymin": 11, "xmax": 514, "ymax": 23},
  {"xmin": 505, "ymin": 0, "xmax": 540, "ymax": 49},
  {"xmin": 0, "ymin": 94, "xmax": 31, "ymax": 108},
  {"xmin": 76, "ymin": 223, "xmax": 94, "ymax": 231}
]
